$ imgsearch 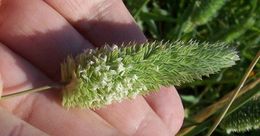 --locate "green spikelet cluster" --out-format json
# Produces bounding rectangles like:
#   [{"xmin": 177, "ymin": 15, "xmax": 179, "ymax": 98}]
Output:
[
  {"xmin": 221, "ymin": 96, "xmax": 260, "ymax": 133},
  {"xmin": 216, "ymin": 17, "xmax": 255, "ymax": 42},
  {"xmin": 61, "ymin": 40, "xmax": 239, "ymax": 109},
  {"xmin": 183, "ymin": 0, "xmax": 226, "ymax": 33},
  {"xmin": 192, "ymin": 0, "xmax": 226, "ymax": 25}
]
